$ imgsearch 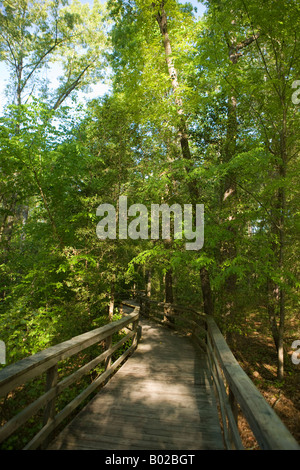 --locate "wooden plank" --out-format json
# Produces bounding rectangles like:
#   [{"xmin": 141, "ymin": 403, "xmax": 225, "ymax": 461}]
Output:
[
  {"xmin": 24, "ymin": 342, "xmax": 137, "ymax": 450},
  {"xmin": 50, "ymin": 426, "xmax": 222, "ymax": 451},
  {"xmin": 63, "ymin": 425, "xmax": 220, "ymax": 446},
  {"xmin": 49, "ymin": 318, "xmax": 224, "ymax": 451},
  {"xmin": 46, "ymin": 303, "xmax": 299, "ymax": 452},
  {"xmin": 0, "ymin": 329, "xmax": 137, "ymax": 445},
  {"xmin": 74, "ymin": 413, "xmax": 222, "ymax": 436}
]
